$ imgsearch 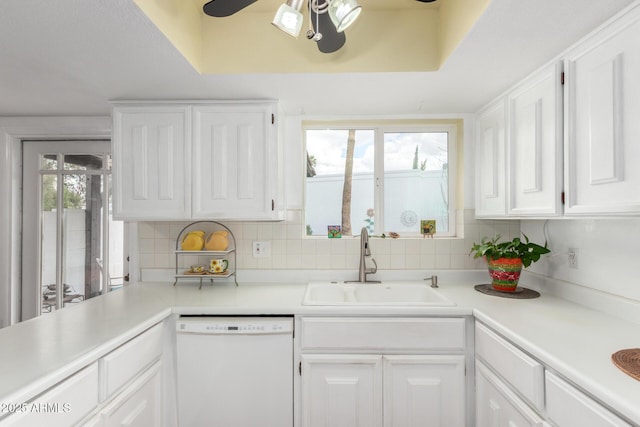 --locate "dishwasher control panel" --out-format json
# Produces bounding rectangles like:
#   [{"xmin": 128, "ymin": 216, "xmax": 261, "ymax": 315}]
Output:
[{"xmin": 176, "ymin": 316, "xmax": 293, "ymax": 335}]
